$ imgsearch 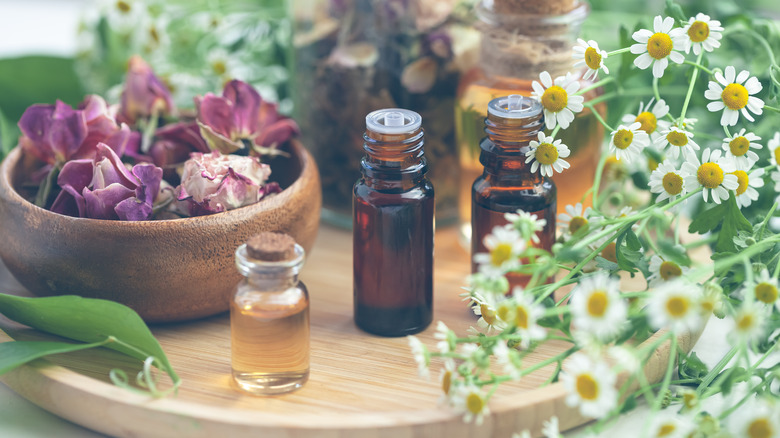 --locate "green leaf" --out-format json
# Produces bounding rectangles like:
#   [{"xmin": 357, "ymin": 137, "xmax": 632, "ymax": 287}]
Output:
[
  {"xmin": 664, "ymin": 0, "xmax": 688, "ymax": 23},
  {"xmin": 688, "ymin": 202, "xmax": 727, "ymax": 234},
  {"xmin": 0, "ymin": 293, "xmax": 178, "ymax": 382},
  {"xmin": 715, "ymin": 194, "xmax": 753, "ymax": 253},
  {"xmin": 0, "ymin": 105, "xmax": 18, "ymax": 160},
  {"xmin": 678, "ymin": 352, "xmax": 709, "ymax": 381},
  {"xmin": 620, "ymin": 394, "xmax": 638, "ymax": 414},
  {"xmin": 657, "ymin": 240, "xmax": 692, "ymax": 267},
  {"xmin": 0, "ymin": 340, "xmax": 107, "ymax": 376}
]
